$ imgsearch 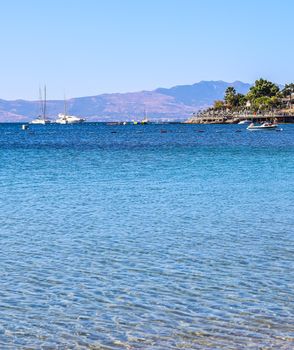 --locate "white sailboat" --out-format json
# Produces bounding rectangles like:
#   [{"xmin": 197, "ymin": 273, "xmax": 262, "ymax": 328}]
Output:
[
  {"xmin": 30, "ymin": 86, "xmax": 51, "ymax": 124},
  {"xmin": 141, "ymin": 108, "xmax": 149, "ymax": 124}
]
